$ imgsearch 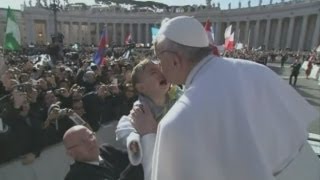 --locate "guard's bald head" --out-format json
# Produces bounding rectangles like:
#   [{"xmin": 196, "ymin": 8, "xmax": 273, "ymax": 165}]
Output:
[
  {"xmin": 63, "ymin": 125, "xmax": 100, "ymax": 162},
  {"xmin": 63, "ymin": 125, "xmax": 87, "ymax": 145}
]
